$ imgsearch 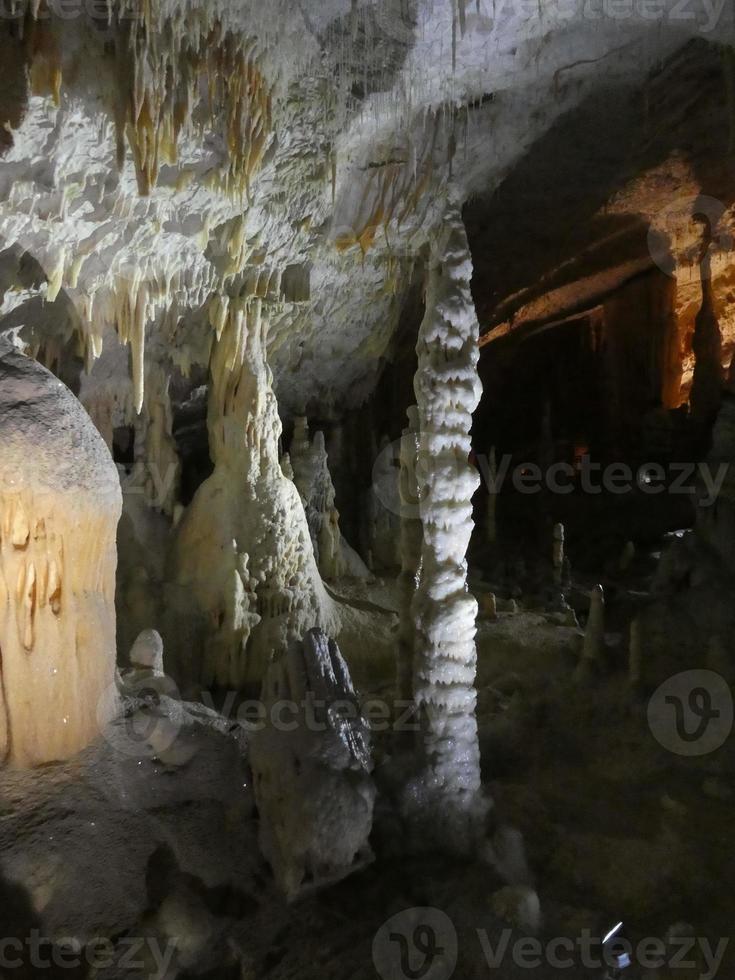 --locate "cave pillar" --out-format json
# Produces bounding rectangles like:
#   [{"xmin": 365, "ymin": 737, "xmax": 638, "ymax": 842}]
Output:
[
  {"xmin": 407, "ymin": 211, "xmax": 487, "ymax": 850},
  {"xmin": 397, "ymin": 405, "xmax": 421, "ymax": 701},
  {"xmin": 0, "ymin": 345, "xmax": 121, "ymax": 767}
]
